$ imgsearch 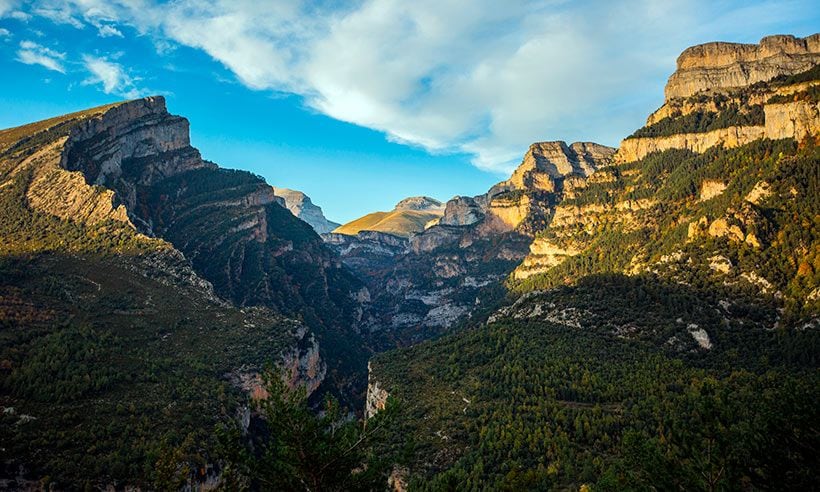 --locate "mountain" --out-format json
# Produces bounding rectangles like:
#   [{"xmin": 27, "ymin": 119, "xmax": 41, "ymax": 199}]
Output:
[
  {"xmin": 364, "ymin": 37, "xmax": 820, "ymax": 489},
  {"xmin": 272, "ymin": 186, "xmax": 341, "ymax": 234},
  {"xmin": 332, "ymin": 196, "xmax": 444, "ymax": 238},
  {"xmin": 0, "ymin": 97, "xmax": 369, "ymax": 487},
  {"xmin": 325, "ymin": 142, "xmax": 614, "ymax": 347},
  {"xmin": 2, "ymin": 32, "xmax": 819, "ymax": 491}
]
